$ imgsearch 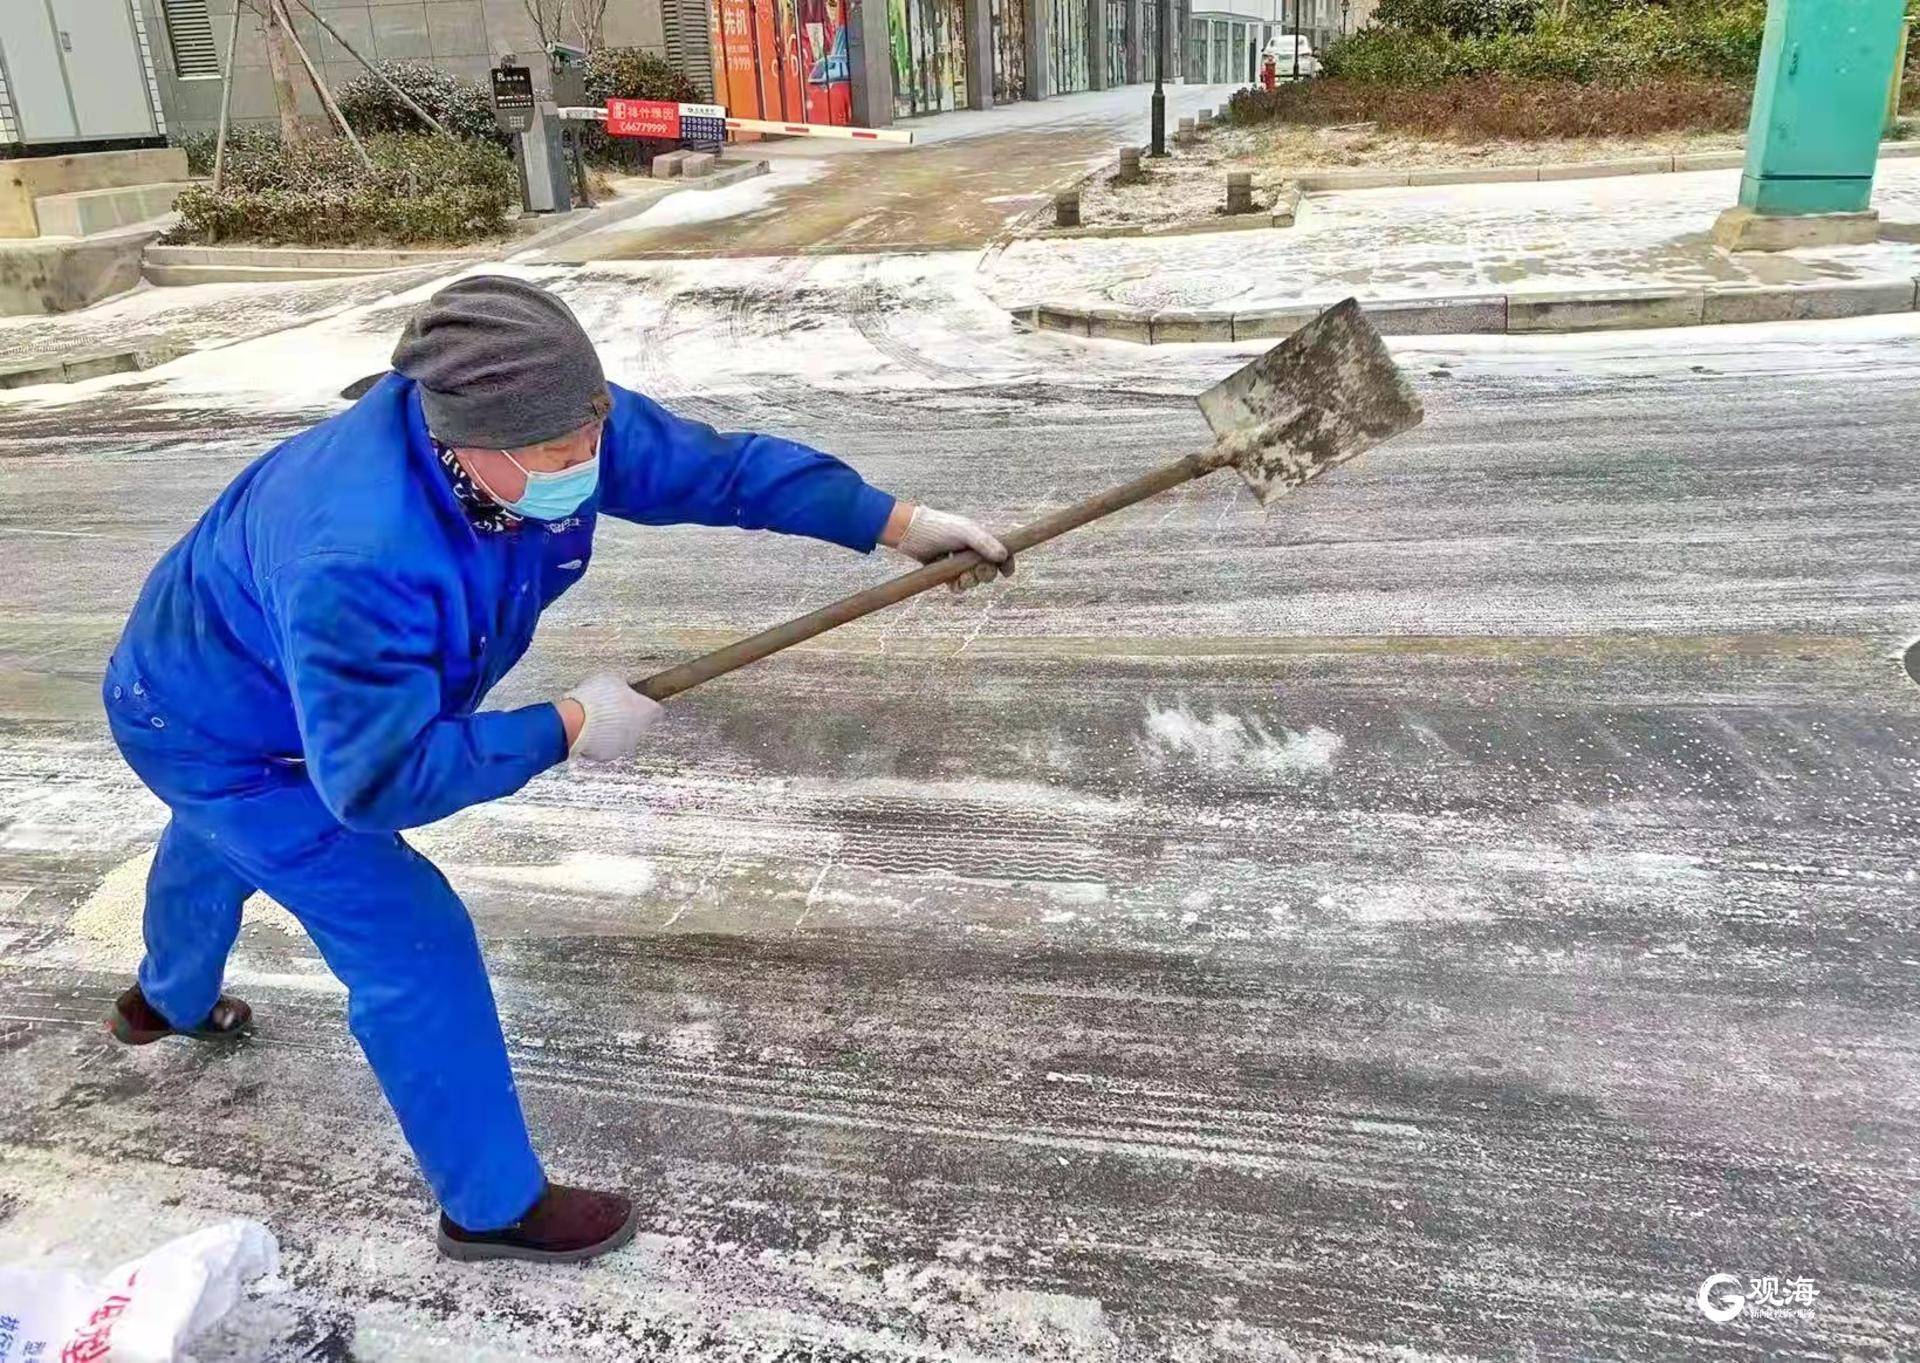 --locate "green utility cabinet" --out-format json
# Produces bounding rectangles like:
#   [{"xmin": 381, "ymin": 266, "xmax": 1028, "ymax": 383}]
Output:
[{"xmin": 1739, "ymin": 0, "xmax": 1907, "ymax": 215}]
